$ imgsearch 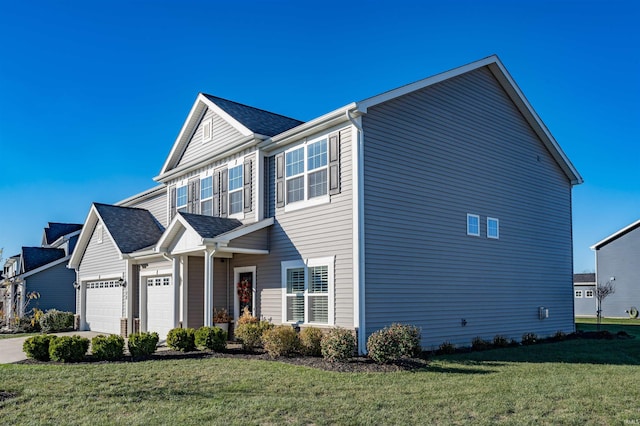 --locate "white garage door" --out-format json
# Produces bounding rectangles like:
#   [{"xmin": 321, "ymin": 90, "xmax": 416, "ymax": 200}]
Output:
[
  {"xmin": 85, "ymin": 280, "xmax": 122, "ymax": 335},
  {"xmin": 146, "ymin": 276, "xmax": 174, "ymax": 340}
]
